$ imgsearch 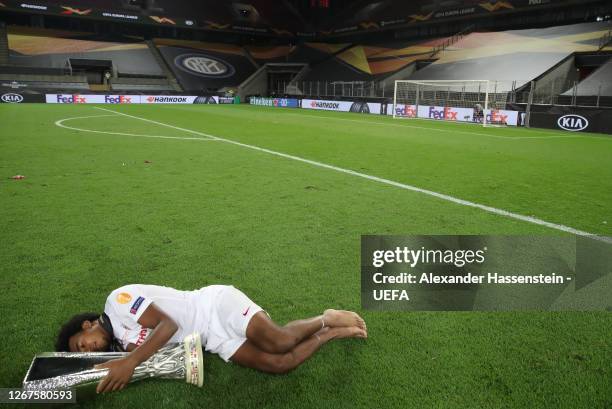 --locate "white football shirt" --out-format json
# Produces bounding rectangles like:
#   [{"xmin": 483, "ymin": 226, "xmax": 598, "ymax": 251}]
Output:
[{"xmin": 104, "ymin": 284, "xmax": 225, "ymax": 351}]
